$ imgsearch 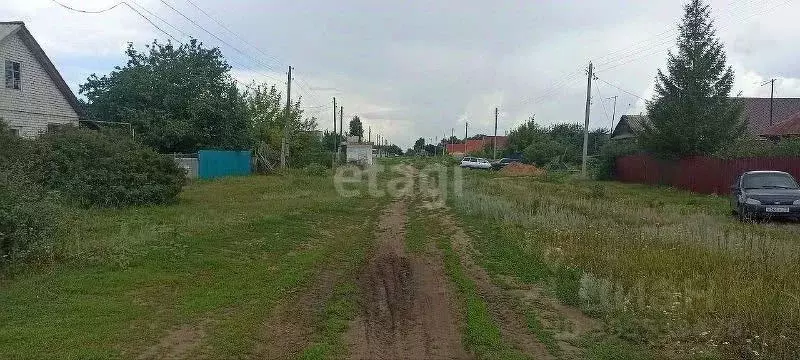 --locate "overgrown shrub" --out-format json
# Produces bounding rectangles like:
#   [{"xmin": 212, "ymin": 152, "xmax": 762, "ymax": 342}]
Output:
[
  {"xmin": 34, "ymin": 127, "xmax": 185, "ymax": 207},
  {"xmin": 303, "ymin": 163, "xmax": 328, "ymax": 177},
  {"xmin": 593, "ymin": 140, "xmax": 640, "ymax": 180},
  {"xmin": 0, "ymin": 122, "xmax": 60, "ymax": 265},
  {"xmin": 715, "ymin": 136, "xmax": 800, "ymax": 158},
  {"xmin": 0, "ymin": 170, "xmax": 60, "ymax": 266}
]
